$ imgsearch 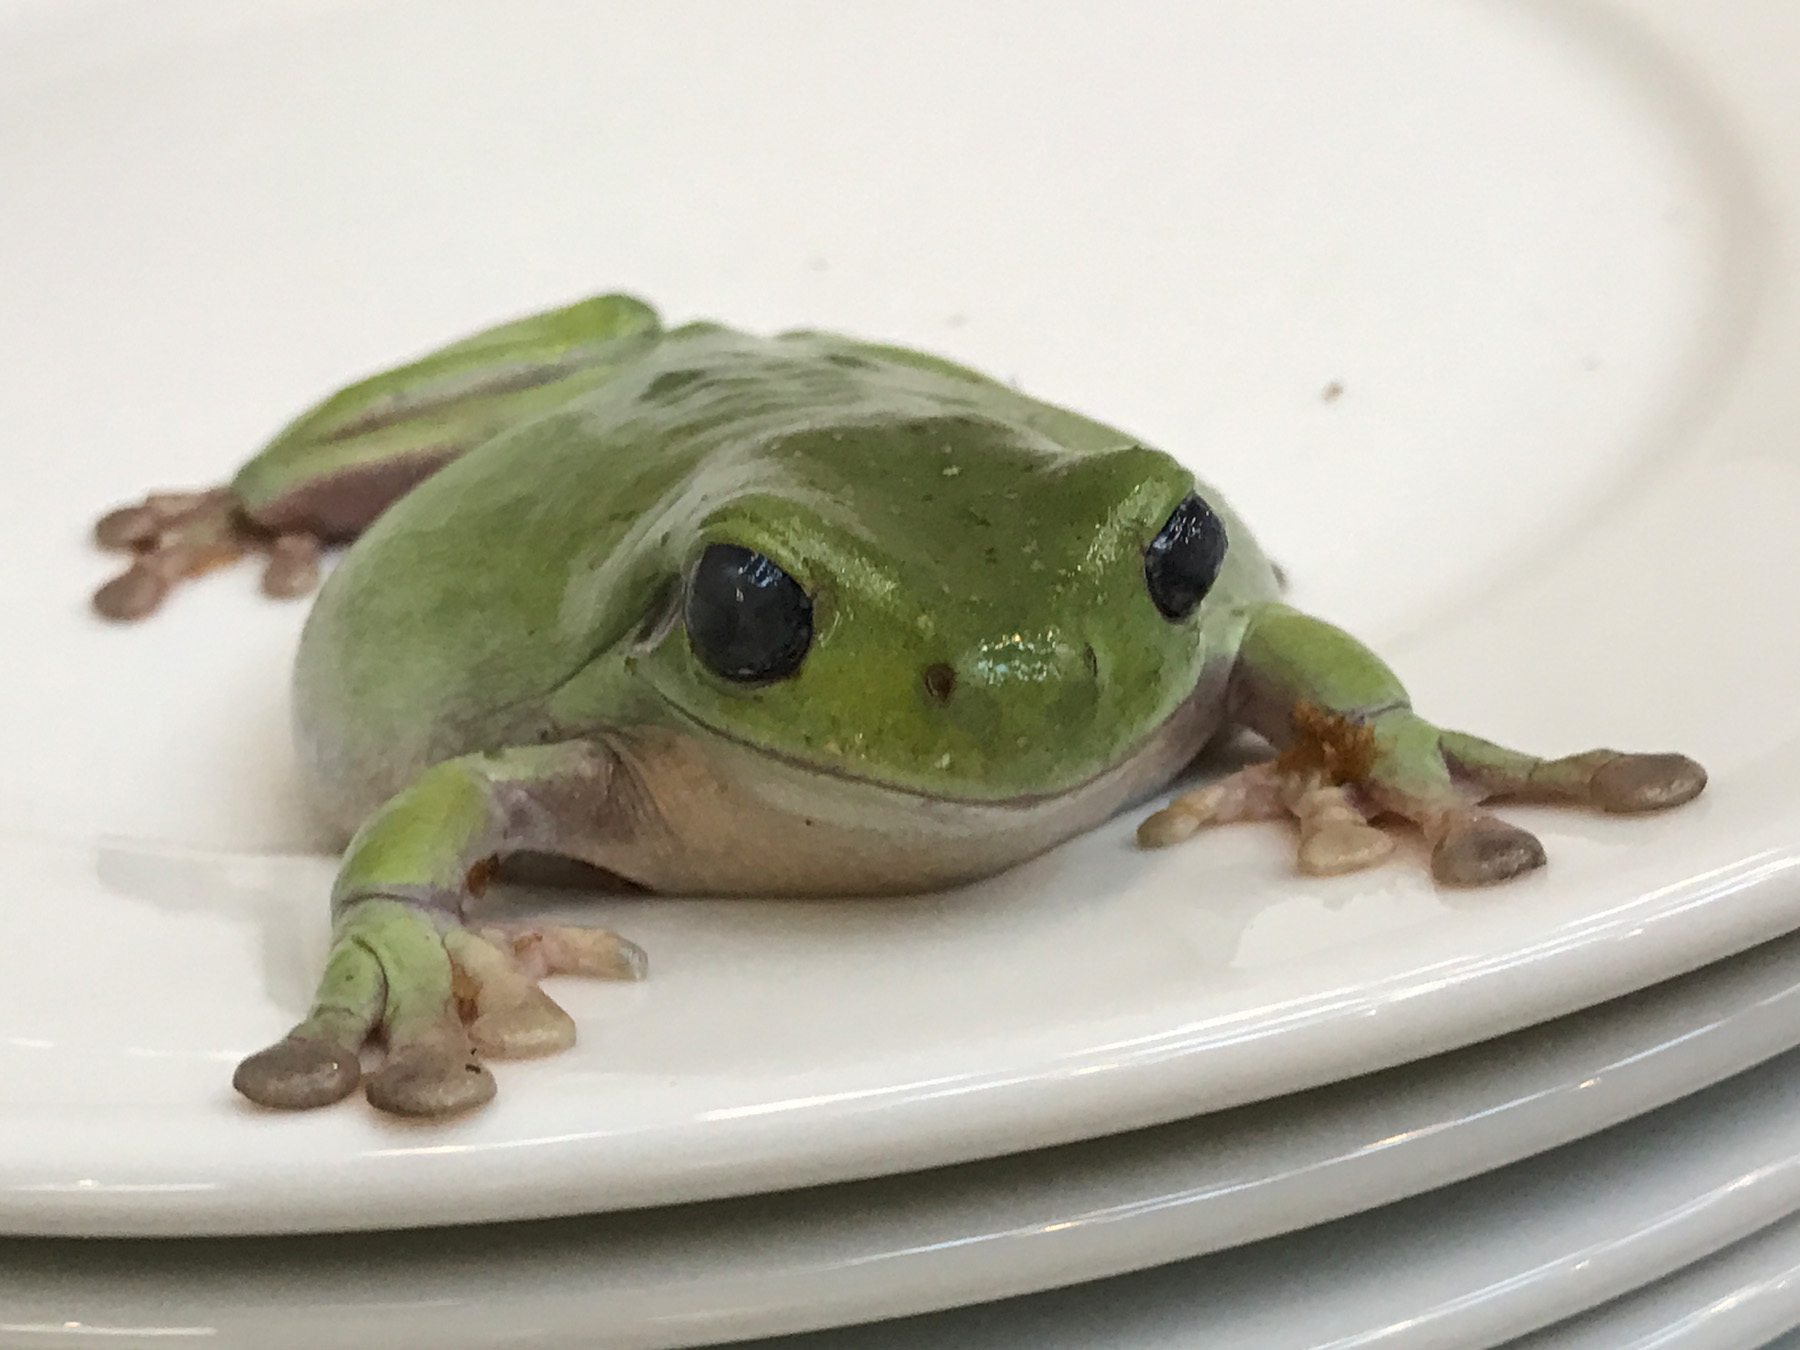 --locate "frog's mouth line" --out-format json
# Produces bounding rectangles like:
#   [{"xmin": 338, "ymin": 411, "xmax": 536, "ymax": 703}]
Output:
[{"xmin": 651, "ymin": 691, "xmax": 1202, "ymax": 812}]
